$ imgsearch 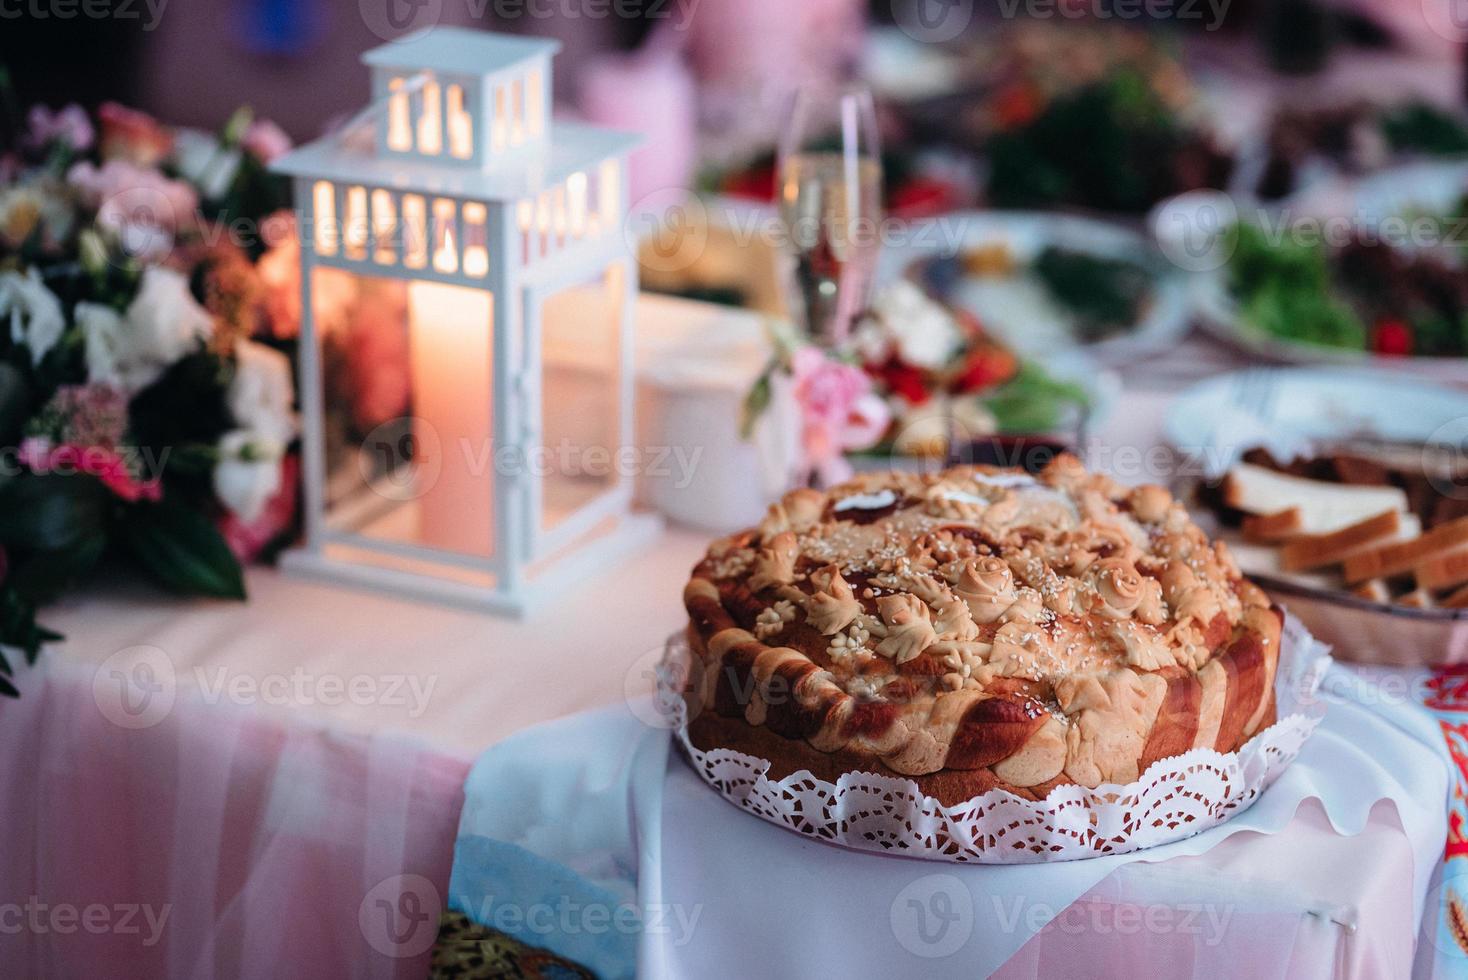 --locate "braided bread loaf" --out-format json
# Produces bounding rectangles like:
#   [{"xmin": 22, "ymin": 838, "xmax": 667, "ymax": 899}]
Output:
[{"xmin": 682, "ymin": 456, "xmax": 1281, "ymax": 804}]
